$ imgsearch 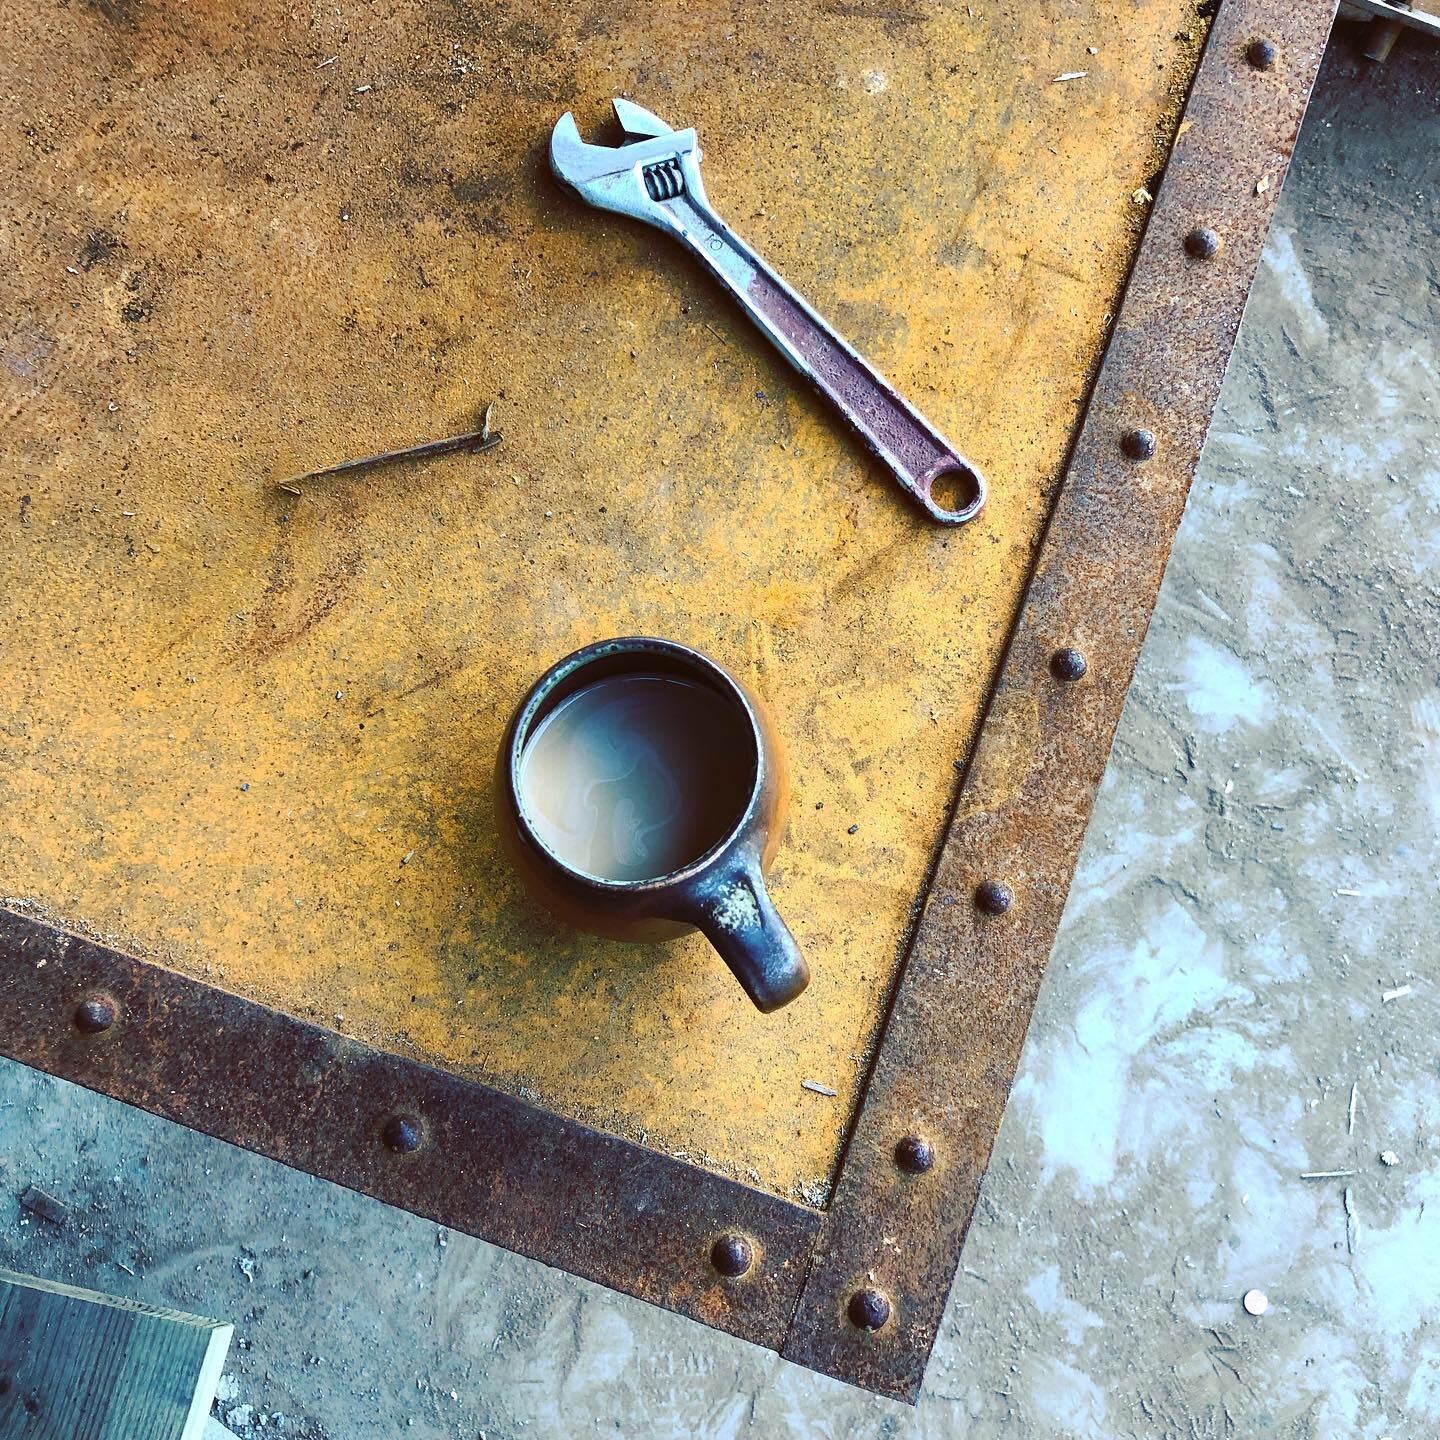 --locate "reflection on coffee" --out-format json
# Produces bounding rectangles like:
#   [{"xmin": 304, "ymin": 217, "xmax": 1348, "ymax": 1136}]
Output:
[{"xmin": 518, "ymin": 674, "xmax": 753, "ymax": 883}]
